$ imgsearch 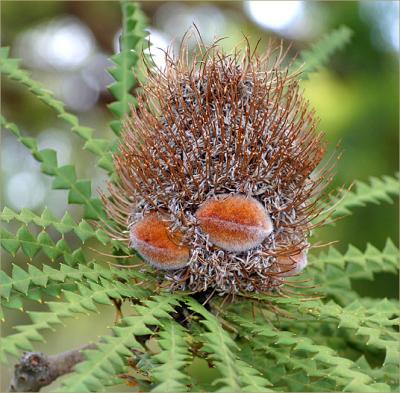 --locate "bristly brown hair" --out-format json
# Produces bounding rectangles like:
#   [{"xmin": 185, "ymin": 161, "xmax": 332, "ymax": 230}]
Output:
[{"xmin": 101, "ymin": 34, "xmax": 337, "ymax": 295}]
